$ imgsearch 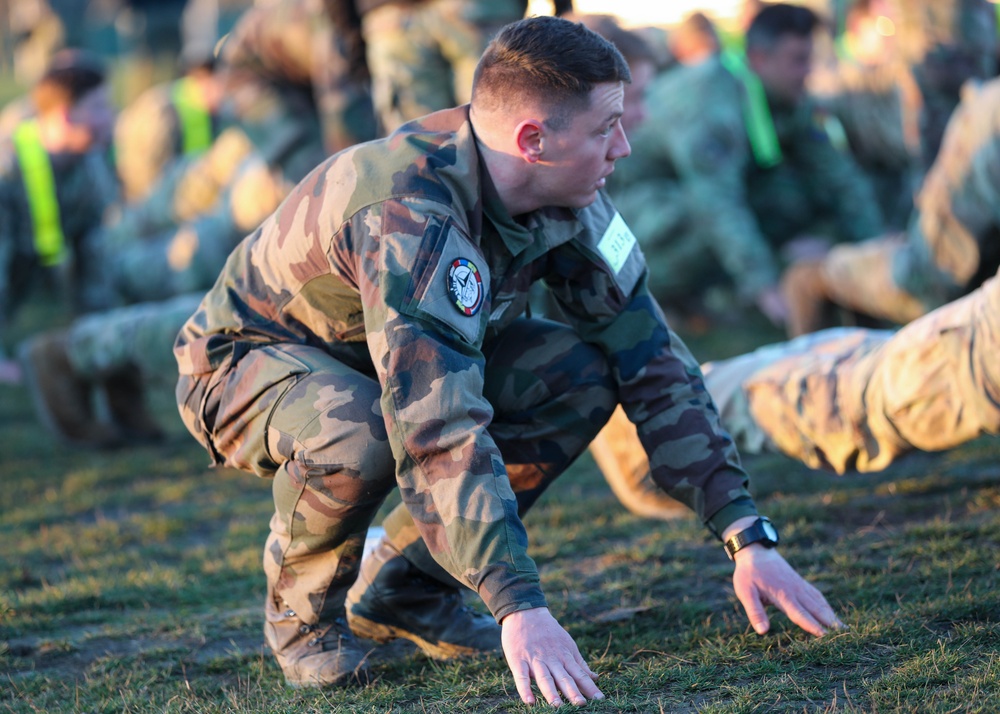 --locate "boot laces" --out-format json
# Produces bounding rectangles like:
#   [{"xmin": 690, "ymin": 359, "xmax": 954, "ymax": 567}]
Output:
[{"xmin": 285, "ymin": 608, "xmax": 352, "ymax": 651}]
